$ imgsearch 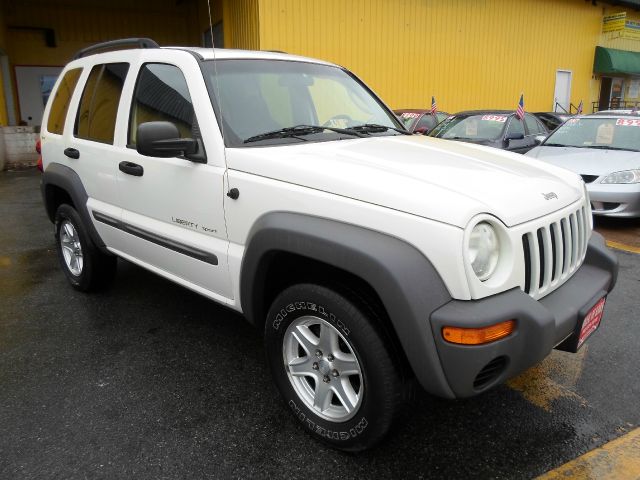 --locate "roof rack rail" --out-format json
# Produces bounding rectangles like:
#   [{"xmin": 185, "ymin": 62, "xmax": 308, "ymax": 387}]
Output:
[{"xmin": 73, "ymin": 38, "xmax": 159, "ymax": 60}]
